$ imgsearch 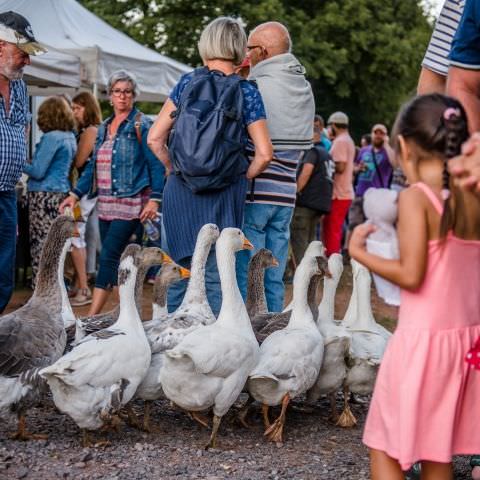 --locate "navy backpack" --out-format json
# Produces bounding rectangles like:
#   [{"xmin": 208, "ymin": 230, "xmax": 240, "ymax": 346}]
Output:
[{"xmin": 168, "ymin": 67, "xmax": 248, "ymax": 193}]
